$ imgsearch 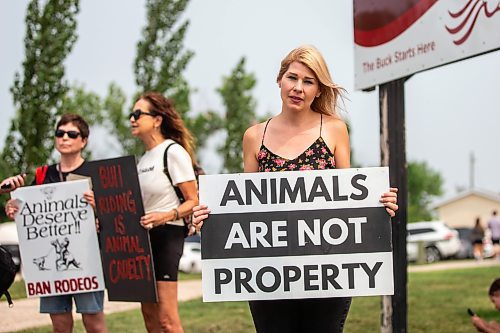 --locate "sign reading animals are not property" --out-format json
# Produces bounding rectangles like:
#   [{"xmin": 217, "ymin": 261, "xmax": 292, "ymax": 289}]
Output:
[
  {"xmin": 199, "ymin": 167, "xmax": 394, "ymax": 302},
  {"xmin": 11, "ymin": 179, "xmax": 105, "ymax": 298}
]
